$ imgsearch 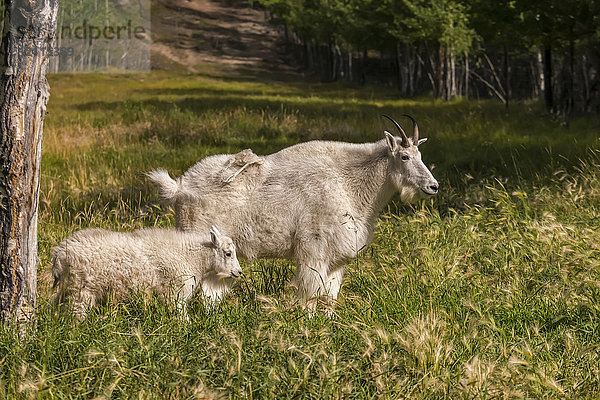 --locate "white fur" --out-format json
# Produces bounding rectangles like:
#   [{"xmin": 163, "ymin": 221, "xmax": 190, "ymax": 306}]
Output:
[
  {"xmin": 148, "ymin": 134, "xmax": 438, "ymax": 312},
  {"xmin": 52, "ymin": 227, "xmax": 242, "ymax": 319}
]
